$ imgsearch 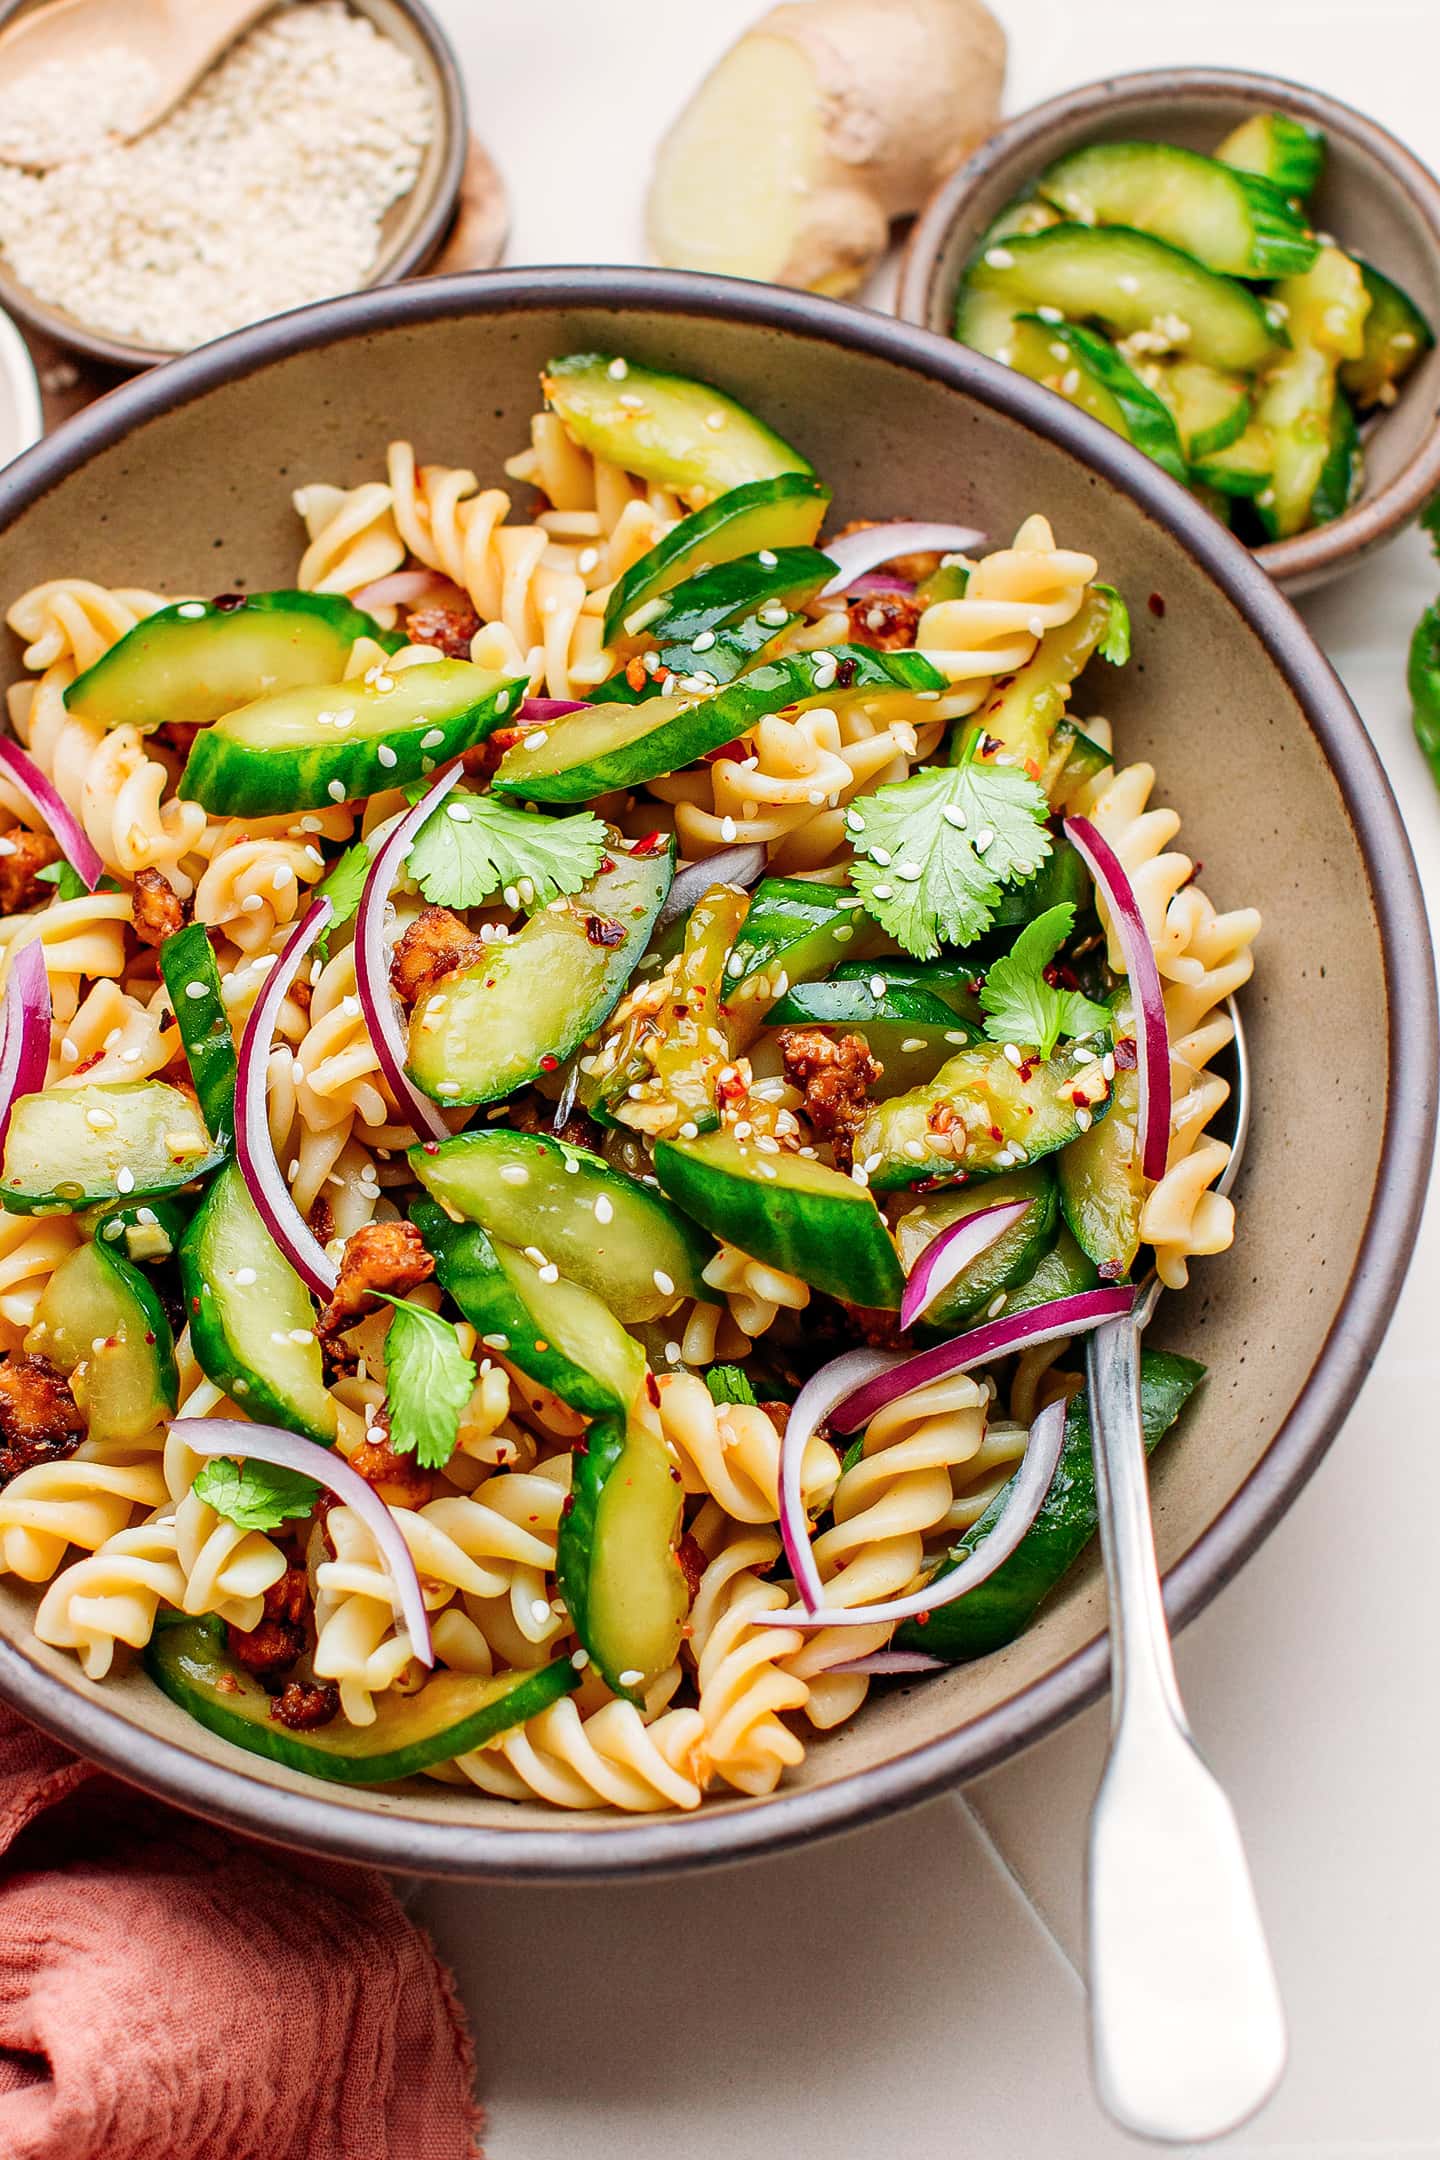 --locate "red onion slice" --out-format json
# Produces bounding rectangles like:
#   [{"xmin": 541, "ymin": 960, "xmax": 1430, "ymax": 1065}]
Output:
[
  {"xmin": 0, "ymin": 739, "xmax": 106, "ymax": 891},
  {"xmin": 653, "ymin": 845, "xmax": 768, "ymax": 935},
  {"xmin": 518, "ymin": 697, "xmax": 590, "ymax": 724},
  {"xmin": 829, "ymin": 1650, "xmax": 947, "ymax": 1676},
  {"xmin": 831, "ymin": 1286, "xmax": 1136, "ymax": 1435},
  {"xmin": 845, "ymin": 570, "xmax": 919, "ymax": 599},
  {"xmin": 353, "ymin": 761, "xmax": 466, "ymax": 1145},
  {"xmin": 171, "ymin": 1416, "xmax": 433, "ymax": 1669},
  {"xmin": 352, "ymin": 570, "xmax": 457, "ymax": 611},
  {"xmin": 0, "ymin": 940, "xmax": 51, "ymax": 1151},
  {"xmin": 235, "ymin": 898, "xmax": 337, "ymax": 1299},
  {"xmin": 899, "ymin": 1199, "xmax": 1032, "ymax": 1332},
  {"xmin": 1064, "ymin": 815, "xmax": 1171, "ymax": 1183},
  {"xmin": 819, "ymin": 522, "xmax": 986, "ymax": 598},
  {"xmin": 760, "ymin": 1397, "xmax": 1068, "ymax": 1632},
  {"xmin": 776, "ymin": 1347, "xmax": 899, "ymax": 1611}
]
